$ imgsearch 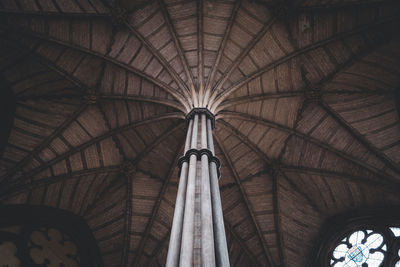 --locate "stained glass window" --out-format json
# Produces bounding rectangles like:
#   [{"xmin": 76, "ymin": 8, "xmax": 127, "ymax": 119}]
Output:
[
  {"xmin": 395, "ymin": 249, "xmax": 400, "ymax": 267},
  {"xmin": 330, "ymin": 226, "xmax": 400, "ymax": 267},
  {"xmin": 331, "ymin": 230, "xmax": 385, "ymax": 267},
  {"xmin": 390, "ymin": 227, "xmax": 400, "ymax": 237}
]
